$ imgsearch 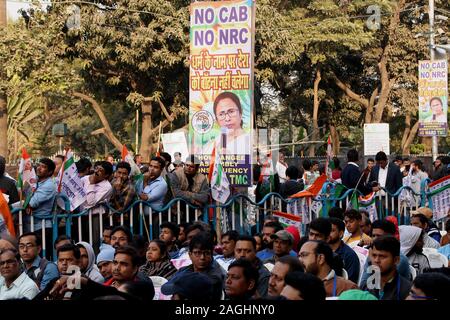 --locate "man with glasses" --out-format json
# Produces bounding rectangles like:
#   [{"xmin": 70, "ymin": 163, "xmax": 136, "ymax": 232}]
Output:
[
  {"xmin": 298, "ymin": 240, "xmax": 357, "ymax": 297},
  {"xmin": 166, "ymin": 233, "xmax": 225, "ymax": 300},
  {"xmin": 18, "ymin": 232, "xmax": 59, "ymax": 290},
  {"xmin": 0, "ymin": 249, "xmax": 40, "ymax": 300}
]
